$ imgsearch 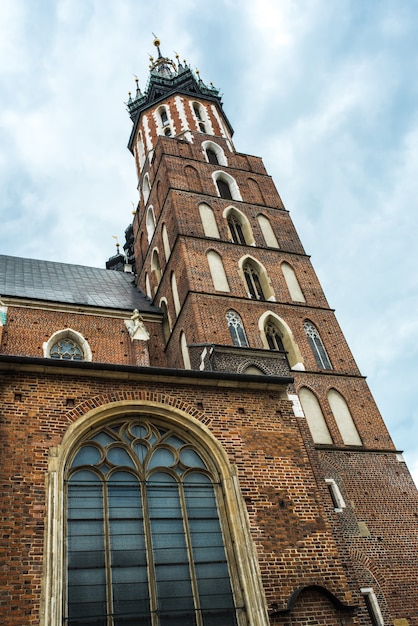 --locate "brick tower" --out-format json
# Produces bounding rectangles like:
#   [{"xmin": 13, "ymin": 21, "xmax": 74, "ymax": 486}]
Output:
[{"xmin": 1, "ymin": 39, "xmax": 418, "ymax": 626}]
